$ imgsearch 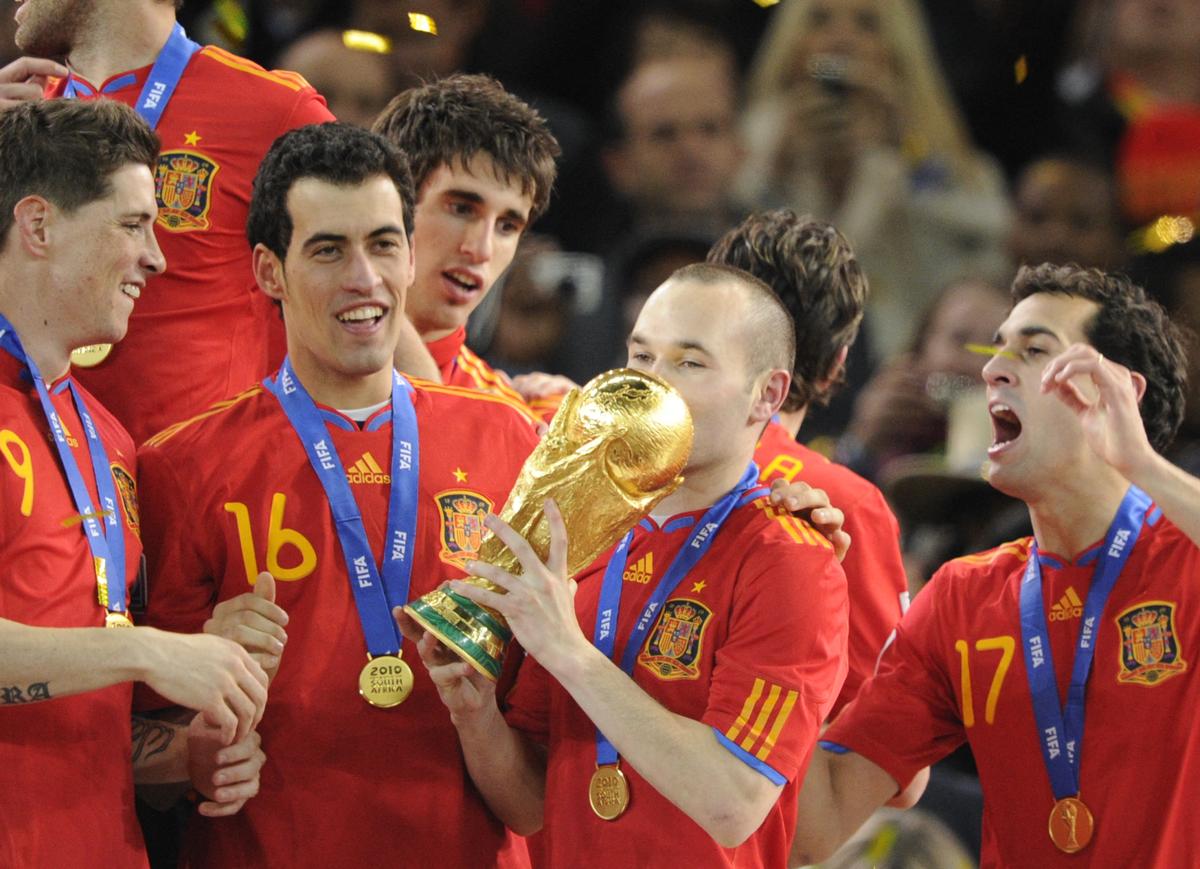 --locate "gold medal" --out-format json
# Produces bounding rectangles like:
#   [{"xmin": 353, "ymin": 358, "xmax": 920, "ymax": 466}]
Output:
[
  {"xmin": 1048, "ymin": 796, "xmax": 1094, "ymax": 853},
  {"xmin": 588, "ymin": 764, "xmax": 630, "ymax": 820},
  {"xmin": 358, "ymin": 654, "xmax": 413, "ymax": 707},
  {"xmin": 70, "ymin": 344, "xmax": 113, "ymax": 368},
  {"xmin": 105, "ymin": 611, "xmax": 134, "ymax": 628}
]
